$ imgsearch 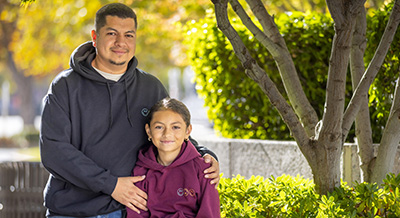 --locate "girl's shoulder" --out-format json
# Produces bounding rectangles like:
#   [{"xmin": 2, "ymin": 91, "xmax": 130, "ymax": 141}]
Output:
[{"xmin": 191, "ymin": 156, "xmax": 211, "ymax": 175}]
